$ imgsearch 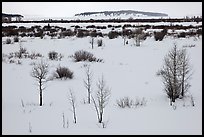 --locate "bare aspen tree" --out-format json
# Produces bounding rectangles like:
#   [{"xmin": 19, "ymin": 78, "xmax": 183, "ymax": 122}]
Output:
[
  {"xmin": 133, "ymin": 28, "xmax": 146, "ymax": 47},
  {"xmin": 69, "ymin": 89, "xmax": 77, "ymax": 124},
  {"xmin": 90, "ymin": 30, "xmax": 97, "ymax": 49},
  {"xmin": 158, "ymin": 44, "xmax": 181, "ymax": 105},
  {"xmin": 92, "ymin": 75, "xmax": 111, "ymax": 123},
  {"xmin": 62, "ymin": 112, "xmax": 65, "ymax": 128},
  {"xmin": 83, "ymin": 64, "xmax": 93, "ymax": 104},
  {"xmin": 90, "ymin": 37, "xmax": 94, "ymax": 49},
  {"xmin": 157, "ymin": 44, "xmax": 192, "ymax": 105},
  {"xmin": 28, "ymin": 122, "xmax": 32, "ymax": 133},
  {"xmin": 179, "ymin": 48, "xmax": 192, "ymax": 97},
  {"xmin": 31, "ymin": 60, "xmax": 49, "ymax": 106},
  {"xmin": 134, "ymin": 28, "xmax": 142, "ymax": 46},
  {"xmin": 122, "ymin": 28, "xmax": 127, "ymax": 46}
]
